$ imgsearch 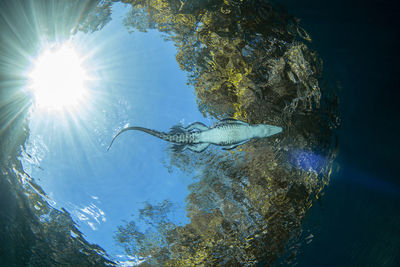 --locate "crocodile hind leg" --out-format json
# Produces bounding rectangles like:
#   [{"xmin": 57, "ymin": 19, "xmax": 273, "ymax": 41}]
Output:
[
  {"xmin": 187, "ymin": 143, "xmax": 210, "ymax": 153},
  {"xmin": 172, "ymin": 142, "xmax": 209, "ymax": 153},
  {"xmin": 185, "ymin": 122, "xmax": 209, "ymax": 131},
  {"xmin": 172, "ymin": 143, "xmax": 187, "ymax": 153}
]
